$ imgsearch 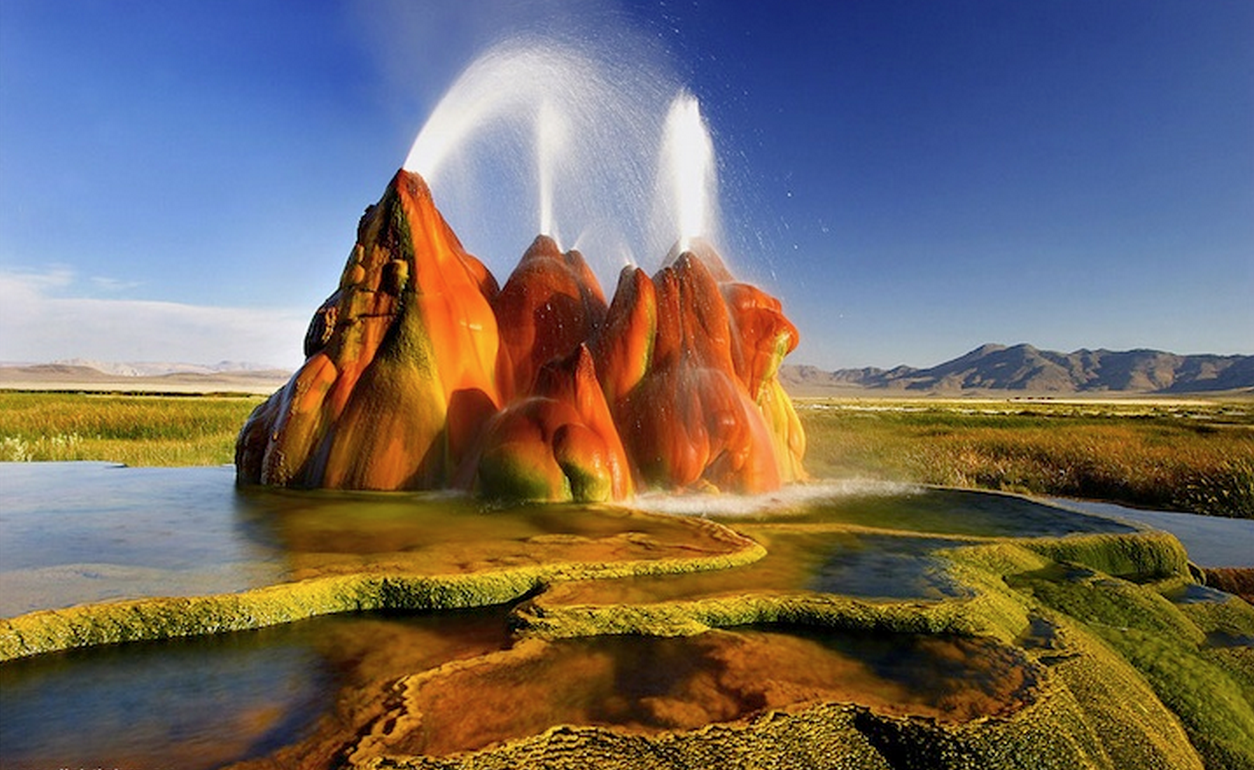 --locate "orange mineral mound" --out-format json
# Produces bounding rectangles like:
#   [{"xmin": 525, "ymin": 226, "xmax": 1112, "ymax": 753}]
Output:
[
  {"xmin": 237, "ymin": 170, "xmax": 805, "ymax": 500},
  {"xmin": 493, "ymin": 235, "xmax": 607, "ymax": 402},
  {"xmin": 236, "ymin": 170, "xmax": 502, "ymax": 490},
  {"xmin": 598, "ymin": 241, "xmax": 803, "ymax": 494}
]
